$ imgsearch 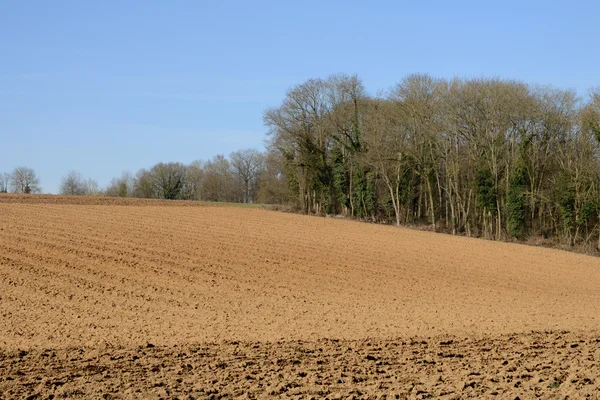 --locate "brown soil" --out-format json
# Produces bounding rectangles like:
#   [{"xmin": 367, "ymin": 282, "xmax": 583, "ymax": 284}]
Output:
[
  {"xmin": 3, "ymin": 332, "xmax": 600, "ymax": 399},
  {"xmin": 1, "ymin": 194, "xmax": 599, "ymax": 398},
  {"xmin": 0, "ymin": 194, "xmax": 216, "ymax": 207}
]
